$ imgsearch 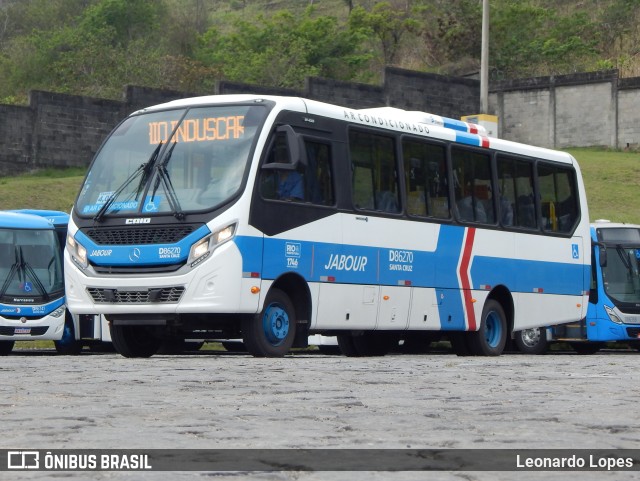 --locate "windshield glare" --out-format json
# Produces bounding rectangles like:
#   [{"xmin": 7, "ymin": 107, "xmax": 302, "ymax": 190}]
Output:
[
  {"xmin": 0, "ymin": 229, "xmax": 64, "ymax": 299},
  {"xmin": 76, "ymin": 105, "xmax": 267, "ymax": 216}
]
